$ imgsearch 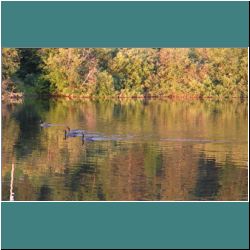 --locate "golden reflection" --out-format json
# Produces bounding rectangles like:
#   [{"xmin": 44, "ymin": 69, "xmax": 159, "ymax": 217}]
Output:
[{"xmin": 1, "ymin": 98, "xmax": 248, "ymax": 201}]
